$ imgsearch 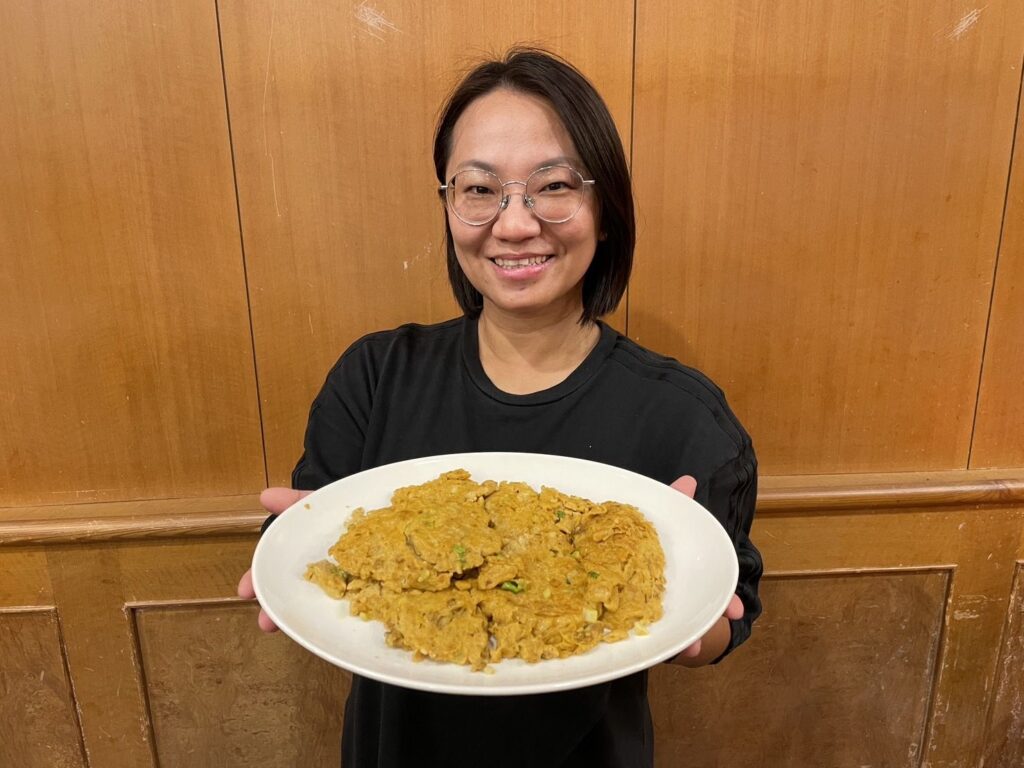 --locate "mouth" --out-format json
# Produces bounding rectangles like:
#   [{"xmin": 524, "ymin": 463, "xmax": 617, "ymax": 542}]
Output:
[{"xmin": 490, "ymin": 254, "xmax": 552, "ymax": 269}]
